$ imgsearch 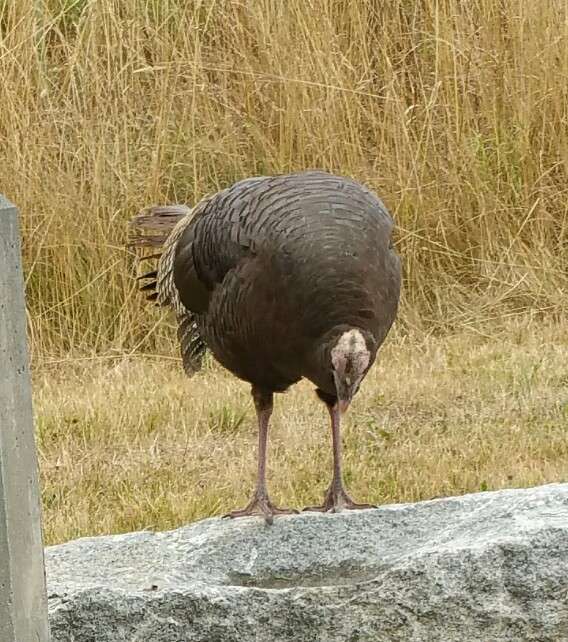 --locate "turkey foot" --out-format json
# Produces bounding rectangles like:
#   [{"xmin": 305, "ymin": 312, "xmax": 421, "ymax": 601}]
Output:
[
  {"xmin": 303, "ymin": 480, "xmax": 376, "ymax": 513},
  {"xmin": 224, "ymin": 491, "xmax": 298, "ymax": 525}
]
